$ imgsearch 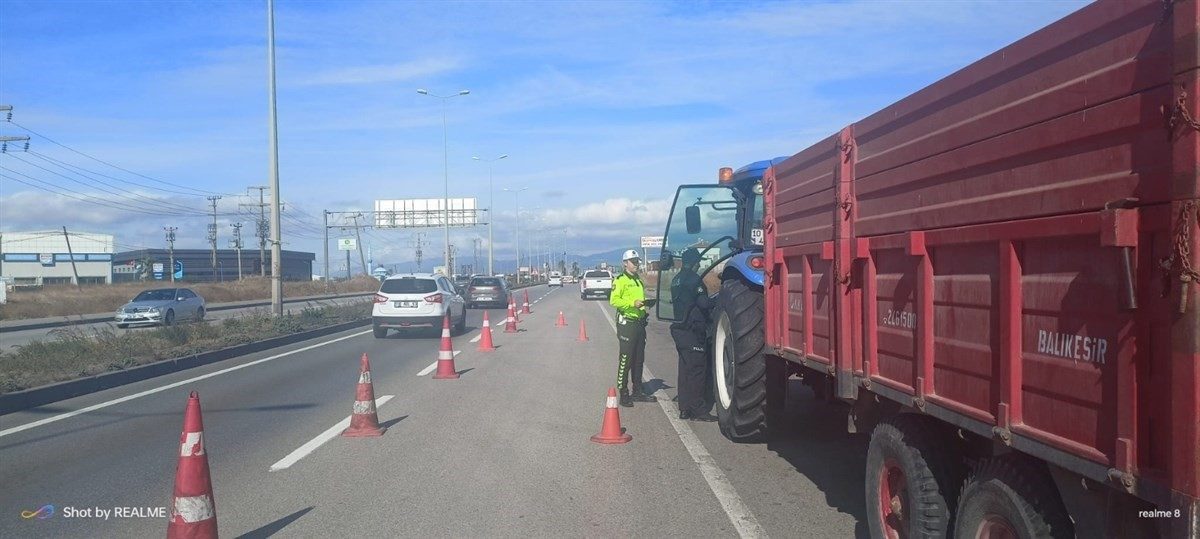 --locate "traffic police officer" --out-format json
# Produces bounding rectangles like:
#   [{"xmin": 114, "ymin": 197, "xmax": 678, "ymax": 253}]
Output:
[
  {"xmin": 610, "ymin": 249, "xmax": 656, "ymax": 407},
  {"xmin": 670, "ymin": 248, "xmax": 718, "ymax": 422}
]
